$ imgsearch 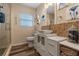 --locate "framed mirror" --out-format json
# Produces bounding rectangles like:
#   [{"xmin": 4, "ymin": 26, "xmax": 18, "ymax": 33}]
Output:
[
  {"xmin": 46, "ymin": 3, "xmax": 55, "ymax": 25},
  {"xmin": 38, "ymin": 3, "xmax": 55, "ymax": 26}
]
